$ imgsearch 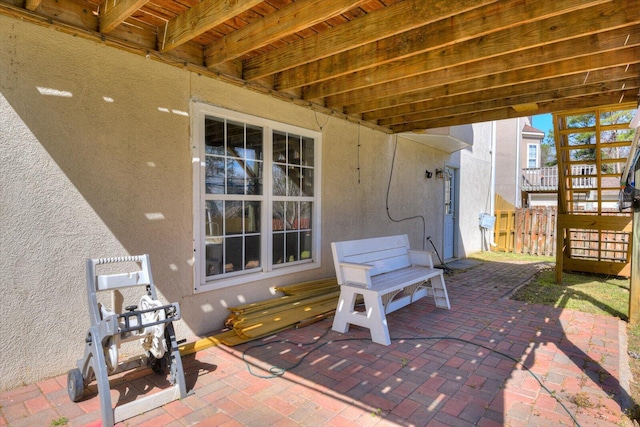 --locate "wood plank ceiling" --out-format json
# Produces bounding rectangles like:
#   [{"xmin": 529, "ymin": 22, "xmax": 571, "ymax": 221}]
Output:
[{"xmin": 2, "ymin": 0, "xmax": 639, "ymax": 133}]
